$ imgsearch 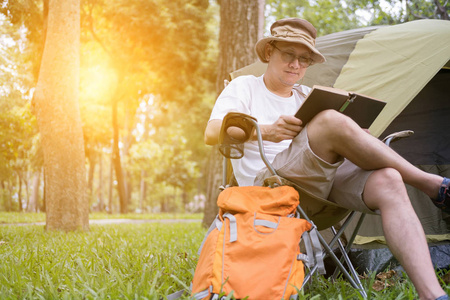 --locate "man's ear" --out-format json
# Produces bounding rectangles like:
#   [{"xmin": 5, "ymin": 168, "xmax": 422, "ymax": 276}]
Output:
[{"xmin": 264, "ymin": 43, "xmax": 273, "ymax": 61}]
